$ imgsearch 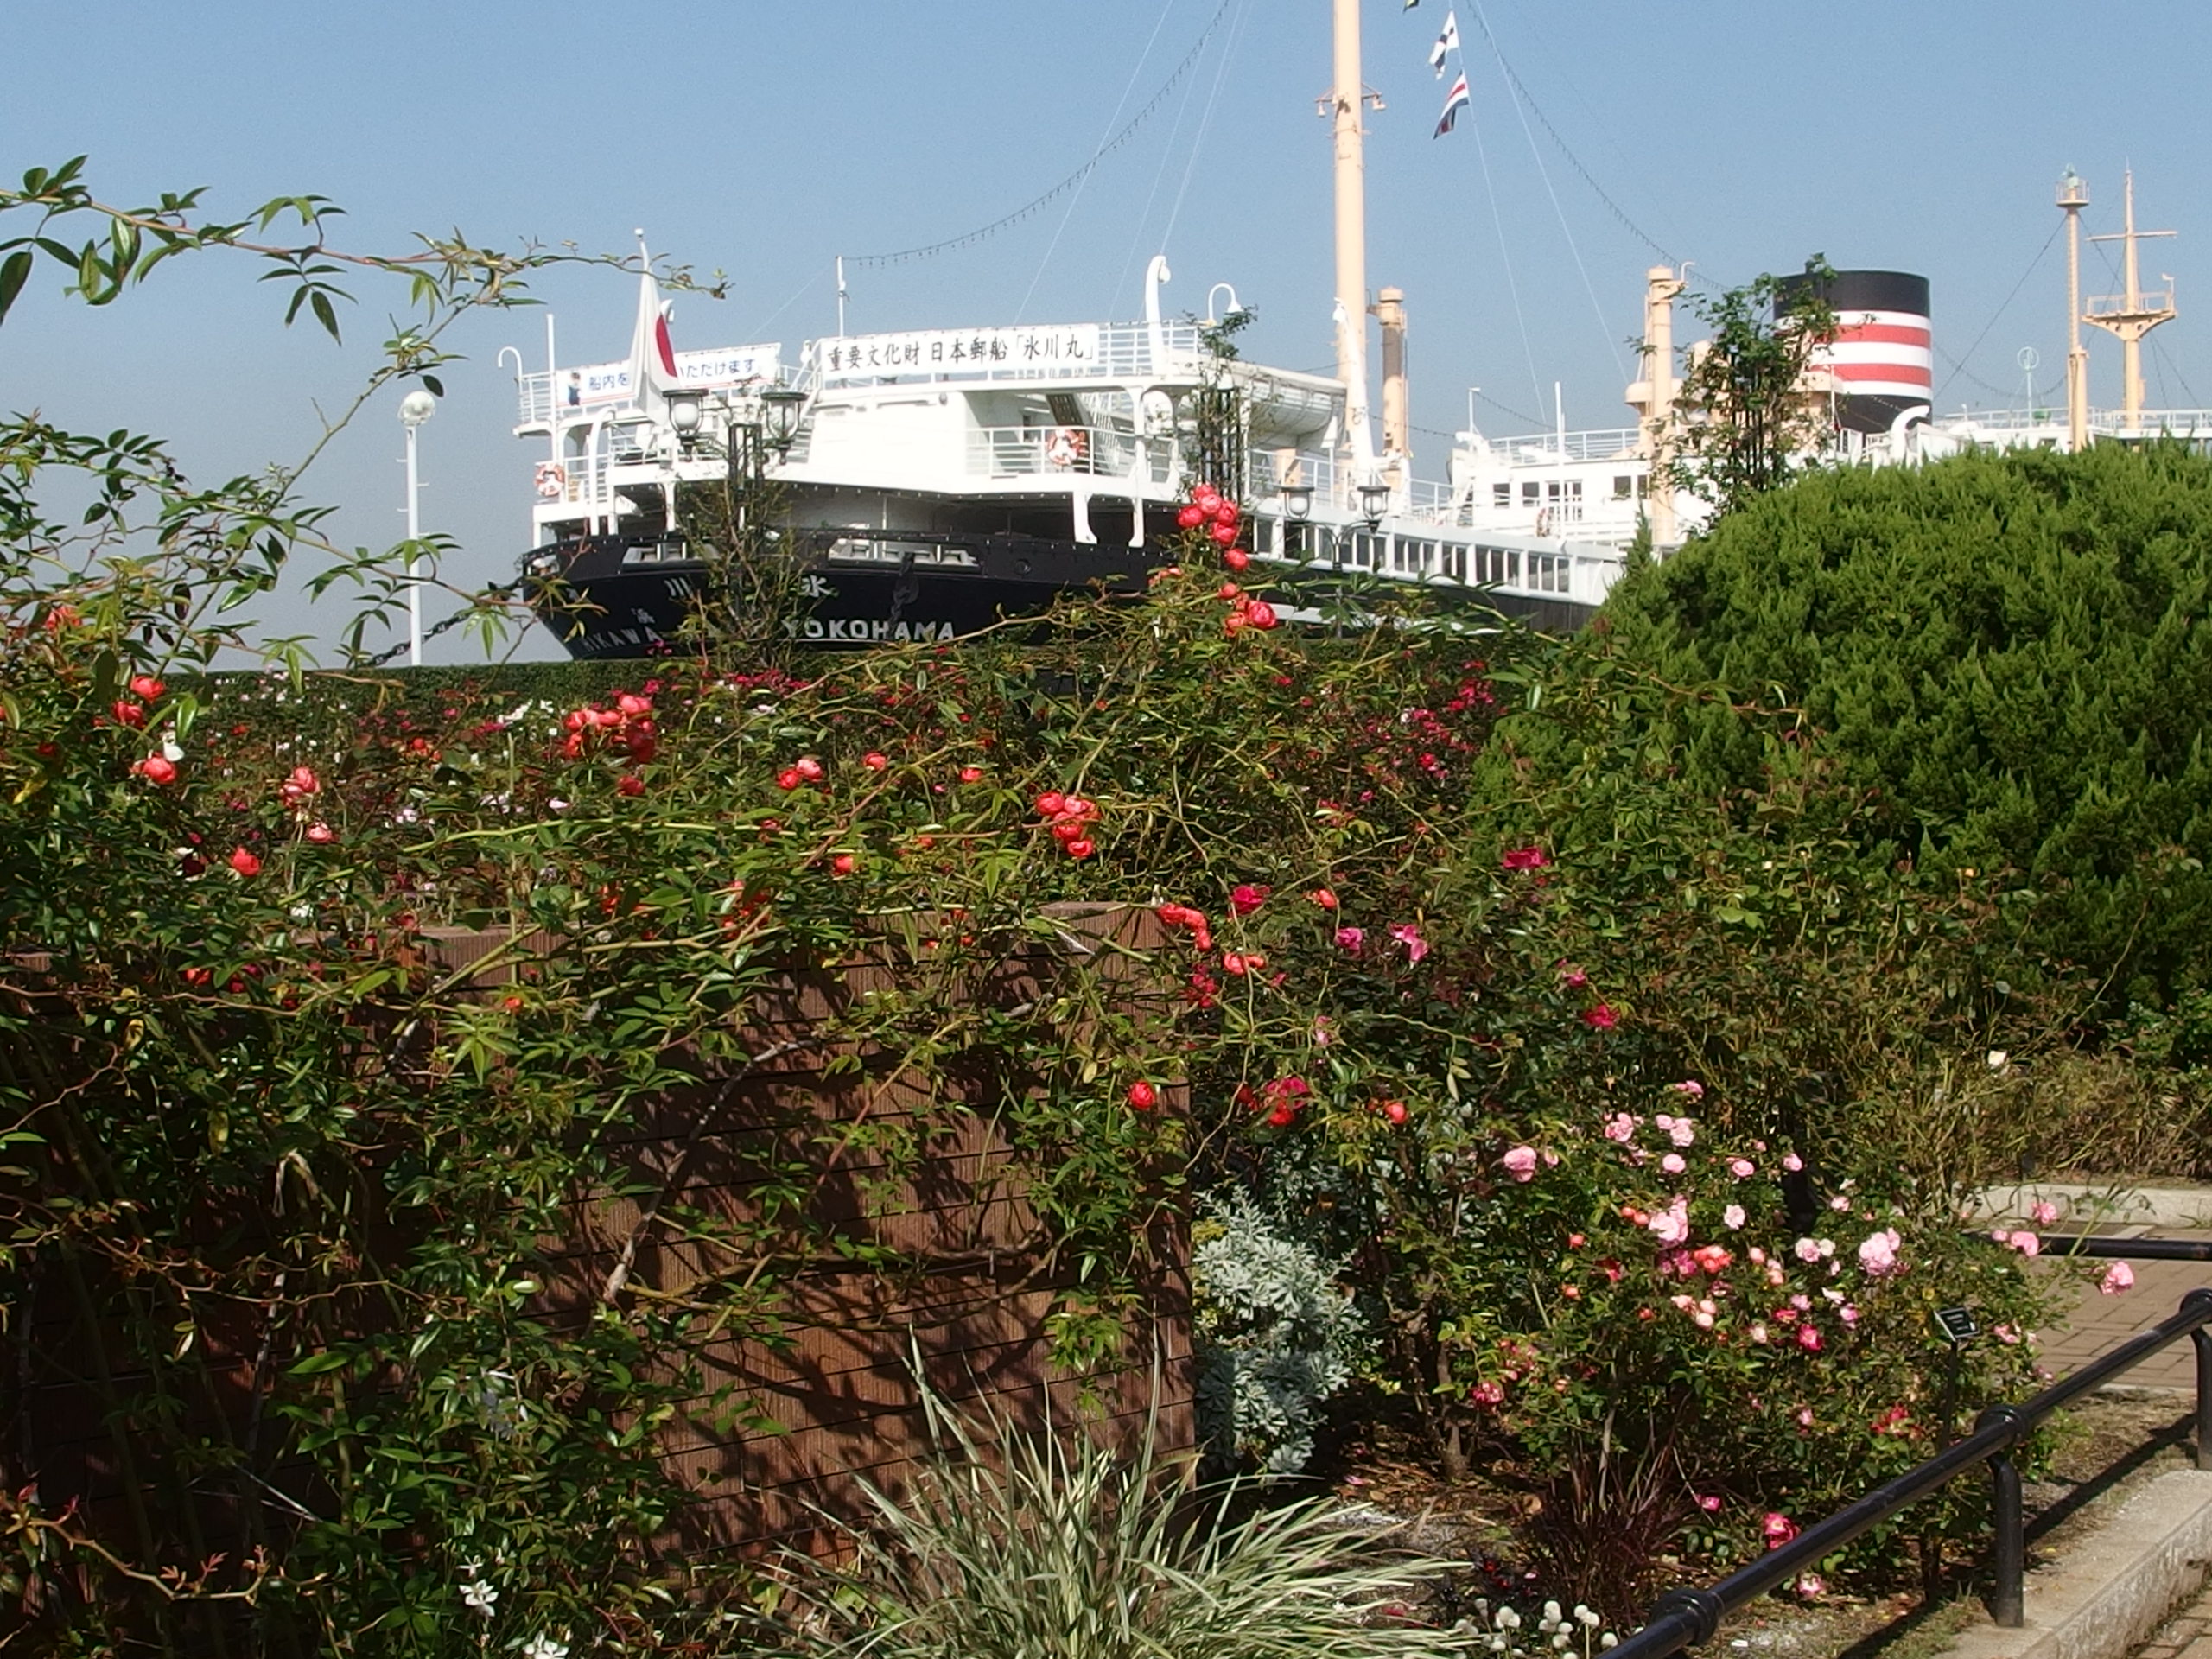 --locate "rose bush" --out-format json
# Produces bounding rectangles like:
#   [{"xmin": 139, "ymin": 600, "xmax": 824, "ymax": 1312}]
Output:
[{"xmin": 0, "ymin": 162, "xmax": 2090, "ymax": 1649}]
